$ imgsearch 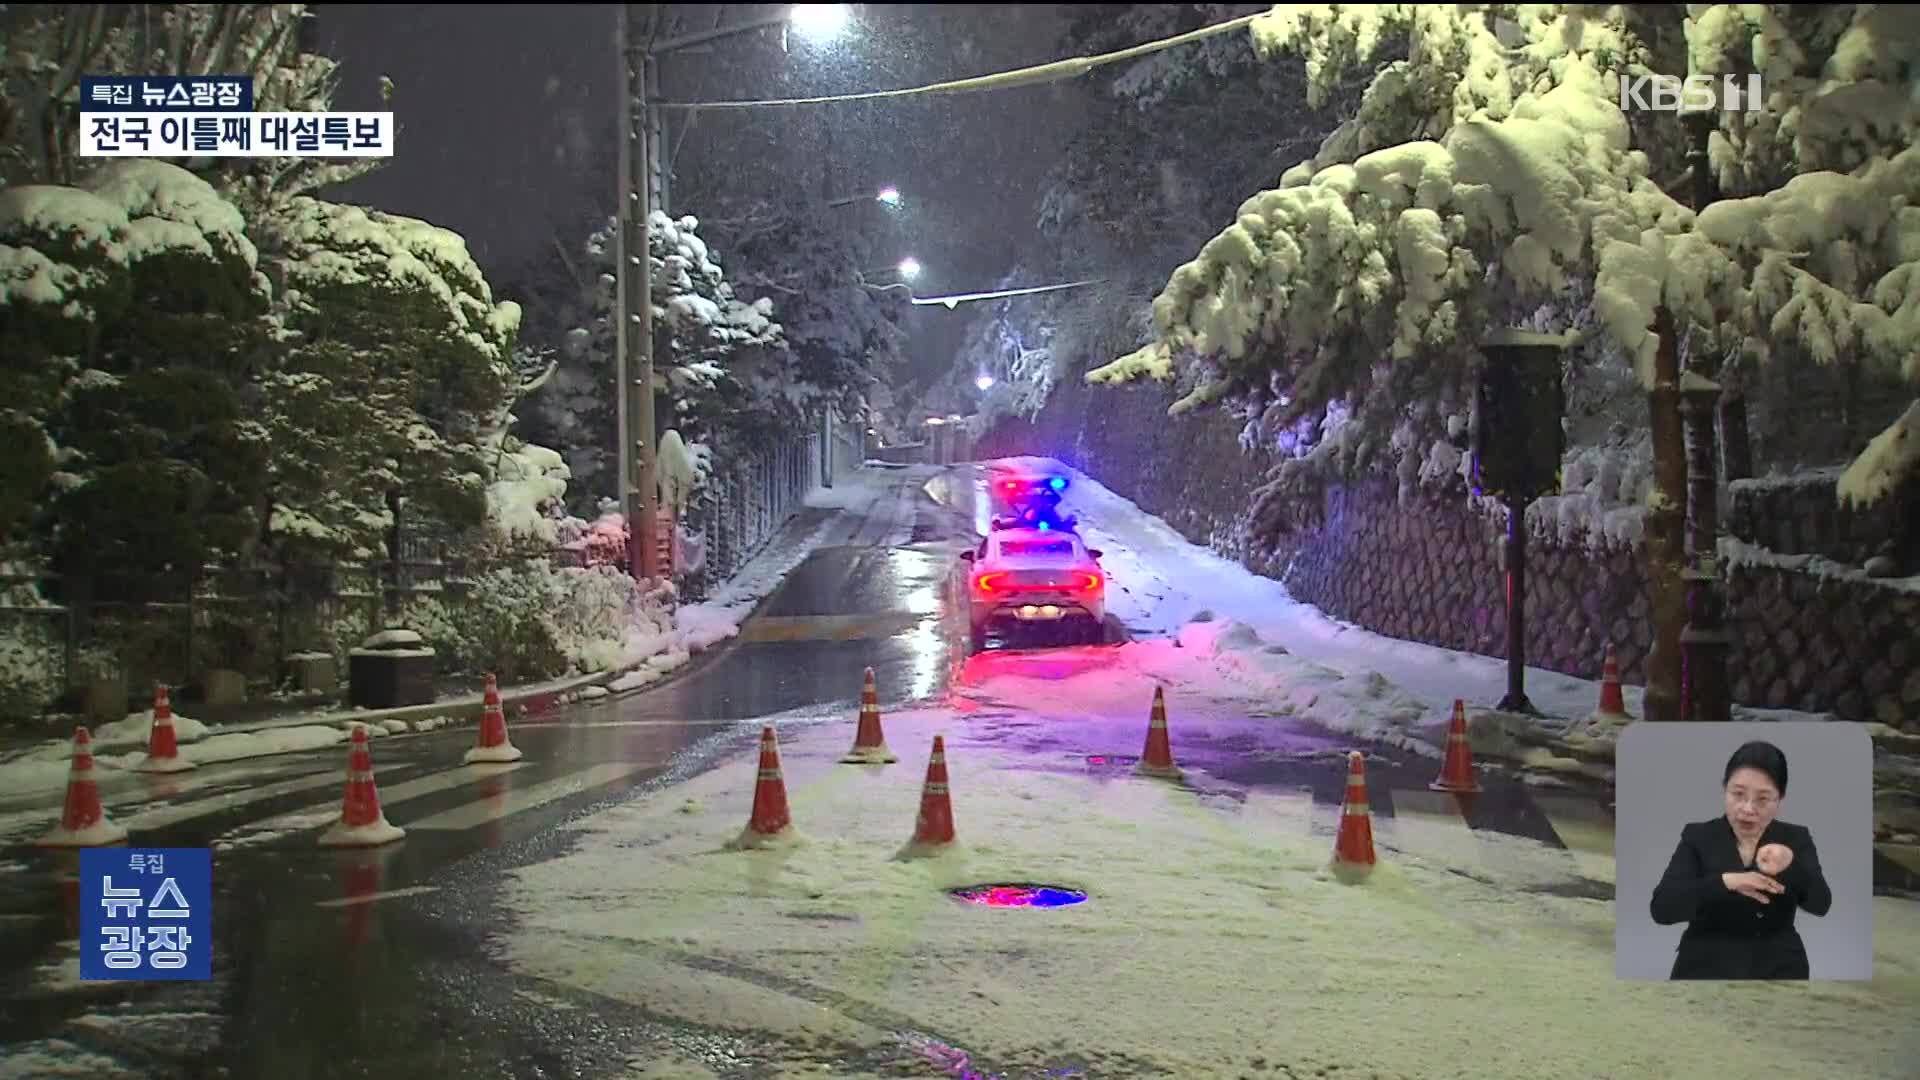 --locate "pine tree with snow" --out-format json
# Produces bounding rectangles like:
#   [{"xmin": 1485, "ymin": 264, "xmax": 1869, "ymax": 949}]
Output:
[
  {"xmin": 0, "ymin": 161, "xmax": 271, "ymax": 595},
  {"xmin": 1087, "ymin": 4, "xmax": 1920, "ymax": 508},
  {"xmin": 530, "ymin": 210, "xmax": 784, "ymax": 512},
  {"xmin": 253, "ymin": 196, "xmax": 520, "ymax": 562}
]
